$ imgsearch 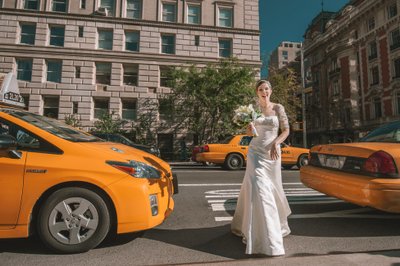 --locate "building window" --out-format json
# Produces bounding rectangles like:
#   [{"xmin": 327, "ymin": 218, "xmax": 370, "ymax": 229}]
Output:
[
  {"xmin": 390, "ymin": 28, "xmax": 400, "ymax": 50},
  {"xmin": 158, "ymin": 98, "xmax": 173, "ymax": 119},
  {"xmin": 98, "ymin": 29, "xmax": 113, "ymax": 50},
  {"xmin": 187, "ymin": 4, "xmax": 200, "ymax": 24},
  {"xmin": 100, "ymin": 0, "xmax": 115, "ymax": 16},
  {"xmin": 397, "ymin": 92, "xmax": 400, "ymax": 114},
  {"xmin": 73, "ymin": 102, "xmax": 78, "ymax": 114},
  {"xmin": 194, "ymin": 35, "xmax": 200, "ymax": 46},
  {"xmin": 49, "ymin": 25, "xmax": 65, "ymax": 46},
  {"xmin": 282, "ymin": 50, "xmax": 288, "ymax": 60},
  {"xmin": 394, "ymin": 58, "xmax": 400, "ymax": 78},
  {"xmin": 373, "ymin": 98, "xmax": 382, "ymax": 118},
  {"xmin": 162, "ymin": 3, "xmax": 176, "ymax": 22},
  {"xmin": 75, "ymin": 66, "xmax": 81, "ymax": 78},
  {"xmin": 20, "ymin": 23, "xmax": 36, "ymax": 45},
  {"xmin": 123, "ymin": 64, "xmax": 138, "ymax": 86},
  {"xmin": 368, "ymin": 41, "xmax": 377, "ymax": 60},
  {"xmin": 46, "ymin": 60, "xmax": 62, "ymax": 83},
  {"xmin": 161, "ymin": 34, "xmax": 175, "ymax": 54},
  {"xmin": 94, "ymin": 98, "xmax": 109, "ymax": 119},
  {"xmin": 80, "ymin": 0, "xmax": 86, "ymax": 9},
  {"xmin": 219, "ymin": 39, "xmax": 232, "ymax": 58},
  {"xmin": 332, "ymin": 80, "xmax": 340, "ymax": 96},
  {"xmin": 127, "ymin": 0, "xmax": 141, "ymax": 19},
  {"xmin": 95, "ymin": 62, "xmax": 111, "ymax": 85},
  {"xmin": 78, "ymin": 26, "xmax": 84, "ymax": 37},
  {"xmin": 121, "ymin": 99, "xmax": 137, "ymax": 120},
  {"xmin": 159, "ymin": 66, "xmax": 172, "ymax": 87},
  {"xmin": 52, "ymin": 0, "xmax": 67, "ymax": 12},
  {"xmin": 370, "ymin": 66, "xmax": 379, "ymax": 85},
  {"xmin": 219, "ymin": 7, "xmax": 233, "ymax": 27},
  {"xmin": 43, "ymin": 96, "xmax": 59, "ymax": 119},
  {"xmin": 388, "ymin": 2, "xmax": 398, "ymax": 19},
  {"xmin": 16, "ymin": 58, "xmax": 33, "ymax": 81},
  {"xmin": 125, "ymin": 31, "xmax": 139, "ymax": 52},
  {"xmin": 24, "ymin": 0, "xmax": 39, "ymax": 10},
  {"xmin": 367, "ymin": 17, "xmax": 375, "ymax": 31}
]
